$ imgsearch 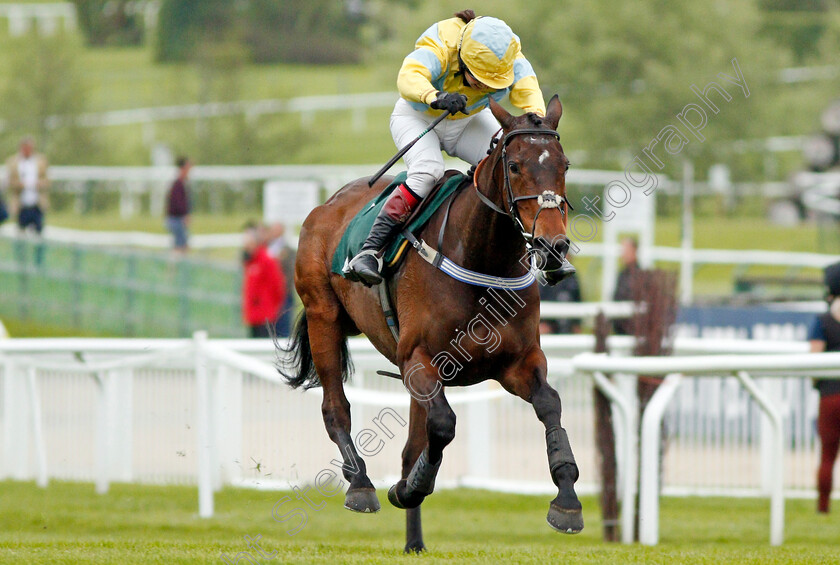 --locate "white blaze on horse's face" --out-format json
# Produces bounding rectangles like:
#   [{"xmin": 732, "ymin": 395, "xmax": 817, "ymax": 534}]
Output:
[{"xmin": 538, "ymin": 150, "xmax": 550, "ymax": 165}]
